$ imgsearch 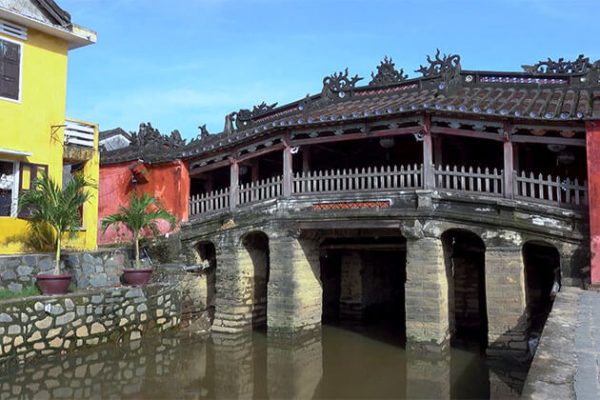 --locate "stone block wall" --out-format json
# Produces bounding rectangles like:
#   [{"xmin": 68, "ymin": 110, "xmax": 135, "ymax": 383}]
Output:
[
  {"xmin": 0, "ymin": 284, "xmax": 179, "ymax": 367},
  {"xmin": 0, "ymin": 249, "xmax": 130, "ymax": 292}
]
